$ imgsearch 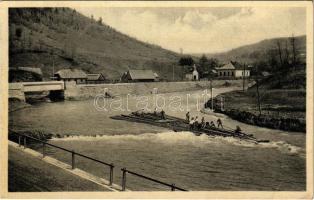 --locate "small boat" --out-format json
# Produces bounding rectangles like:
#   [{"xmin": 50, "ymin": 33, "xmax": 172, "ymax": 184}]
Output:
[{"xmin": 110, "ymin": 112, "xmax": 269, "ymax": 144}]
